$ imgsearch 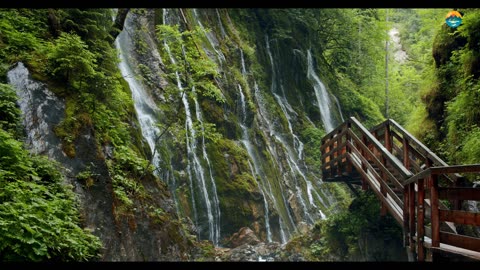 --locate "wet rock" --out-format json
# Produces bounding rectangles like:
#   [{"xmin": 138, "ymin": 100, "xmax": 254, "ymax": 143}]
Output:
[{"xmin": 224, "ymin": 227, "xmax": 261, "ymax": 248}]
